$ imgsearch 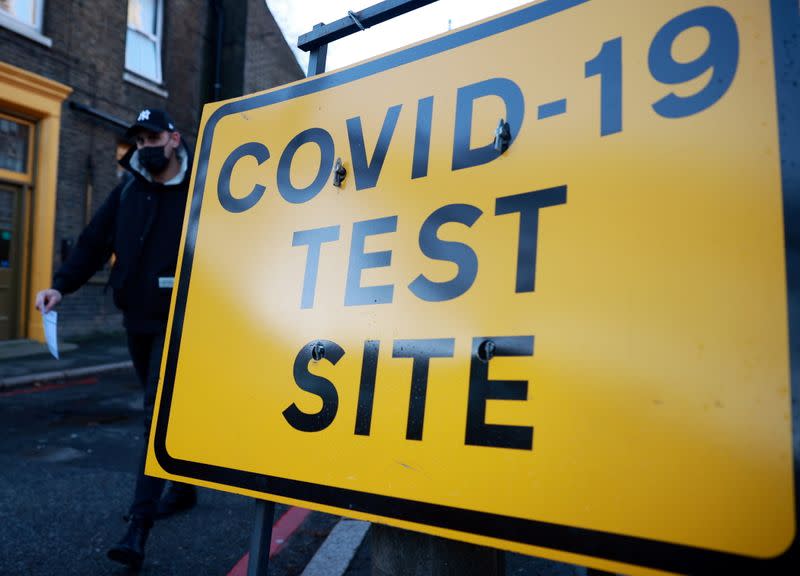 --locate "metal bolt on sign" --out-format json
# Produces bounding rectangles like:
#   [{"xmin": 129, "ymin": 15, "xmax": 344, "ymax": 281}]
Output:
[
  {"xmin": 494, "ymin": 119, "xmax": 511, "ymax": 153},
  {"xmin": 311, "ymin": 341, "xmax": 326, "ymax": 362},
  {"xmin": 333, "ymin": 158, "xmax": 347, "ymax": 187},
  {"xmin": 477, "ymin": 339, "xmax": 496, "ymax": 363}
]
